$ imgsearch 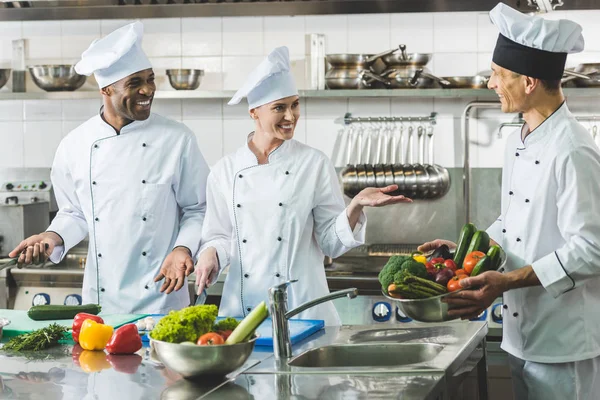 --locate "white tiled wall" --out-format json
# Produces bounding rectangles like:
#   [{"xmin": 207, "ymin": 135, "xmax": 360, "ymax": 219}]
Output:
[{"xmin": 0, "ymin": 10, "xmax": 599, "ymax": 169}]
